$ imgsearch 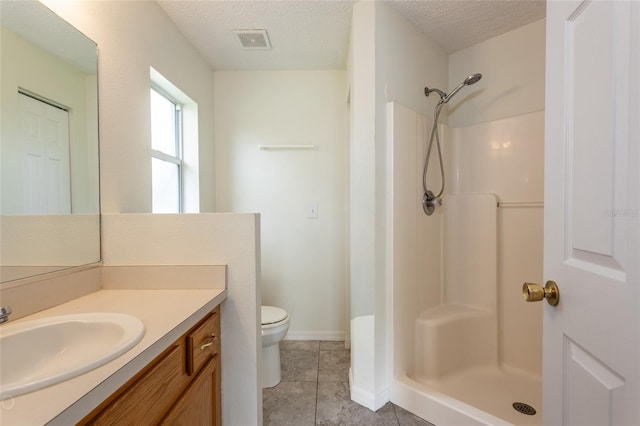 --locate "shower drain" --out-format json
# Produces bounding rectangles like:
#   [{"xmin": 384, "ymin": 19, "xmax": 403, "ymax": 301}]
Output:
[{"xmin": 512, "ymin": 402, "xmax": 537, "ymax": 416}]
